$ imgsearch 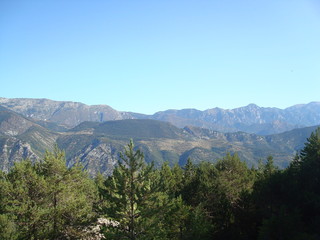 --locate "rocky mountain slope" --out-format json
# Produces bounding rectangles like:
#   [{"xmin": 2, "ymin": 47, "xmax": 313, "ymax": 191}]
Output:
[
  {"xmin": 0, "ymin": 105, "xmax": 318, "ymax": 176},
  {"xmin": 138, "ymin": 102, "xmax": 320, "ymax": 134},
  {"xmin": 0, "ymin": 106, "xmax": 58, "ymax": 171},
  {"xmin": 0, "ymin": 97, "xmax": 132, "ymax": 128},
  {"xmin": 1, "ymin": 97, "xmax": 320, "ymax": 135}
]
